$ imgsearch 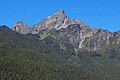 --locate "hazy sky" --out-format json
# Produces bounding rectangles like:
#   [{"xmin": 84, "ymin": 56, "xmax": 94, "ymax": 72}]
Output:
[{"xmin": 0, "ymin": 0, "xmax": 120, "ymax": 32}]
